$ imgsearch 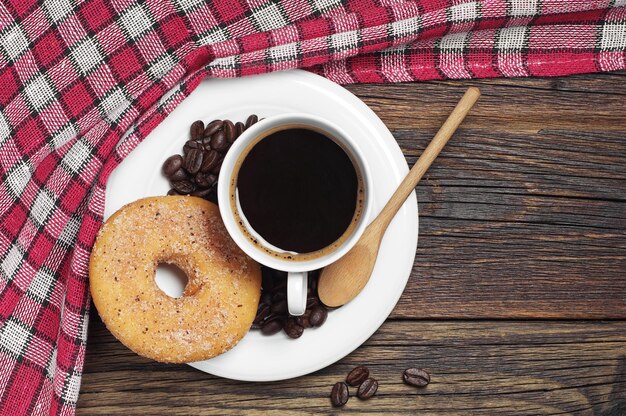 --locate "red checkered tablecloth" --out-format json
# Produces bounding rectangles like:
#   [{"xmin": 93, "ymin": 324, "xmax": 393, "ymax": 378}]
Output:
[{"xmin": 0, "ymin": 0, "xmax": 624, "ymax": 414}]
